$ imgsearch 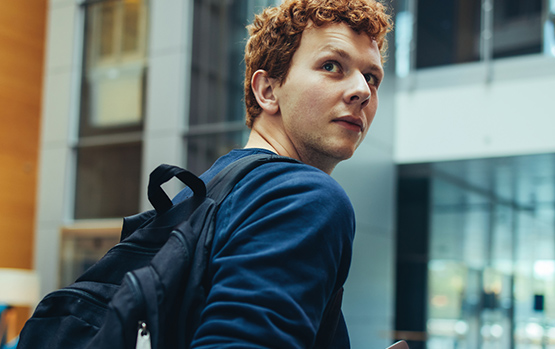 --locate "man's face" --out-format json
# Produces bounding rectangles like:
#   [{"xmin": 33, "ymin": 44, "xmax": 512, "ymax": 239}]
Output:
[{"xmin": 272, "ymin": 22, "xmax": 383, "ymax": 172}]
